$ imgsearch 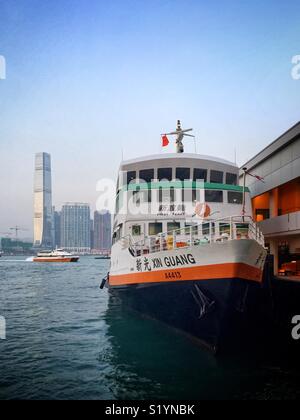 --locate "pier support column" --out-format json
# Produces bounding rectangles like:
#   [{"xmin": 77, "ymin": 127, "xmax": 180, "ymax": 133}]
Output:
[
  {"xmin": 270, "ymin": 239, "xmax": 279, "ymax": 275},
  {"xmin": 269, "ymin": 188, "xmax": 279, "ymax": 218}
]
